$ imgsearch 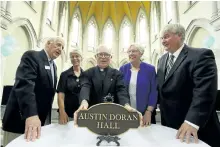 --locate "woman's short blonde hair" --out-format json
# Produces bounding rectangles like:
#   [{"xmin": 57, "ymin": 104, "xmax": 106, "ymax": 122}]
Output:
[
  {"xmin": 128, "ymin": 43, "xmax": 145, "ymax": 54},
  {"xmin": 69, "ymin": 47, "xmax": 82, "ymax": 58}
]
